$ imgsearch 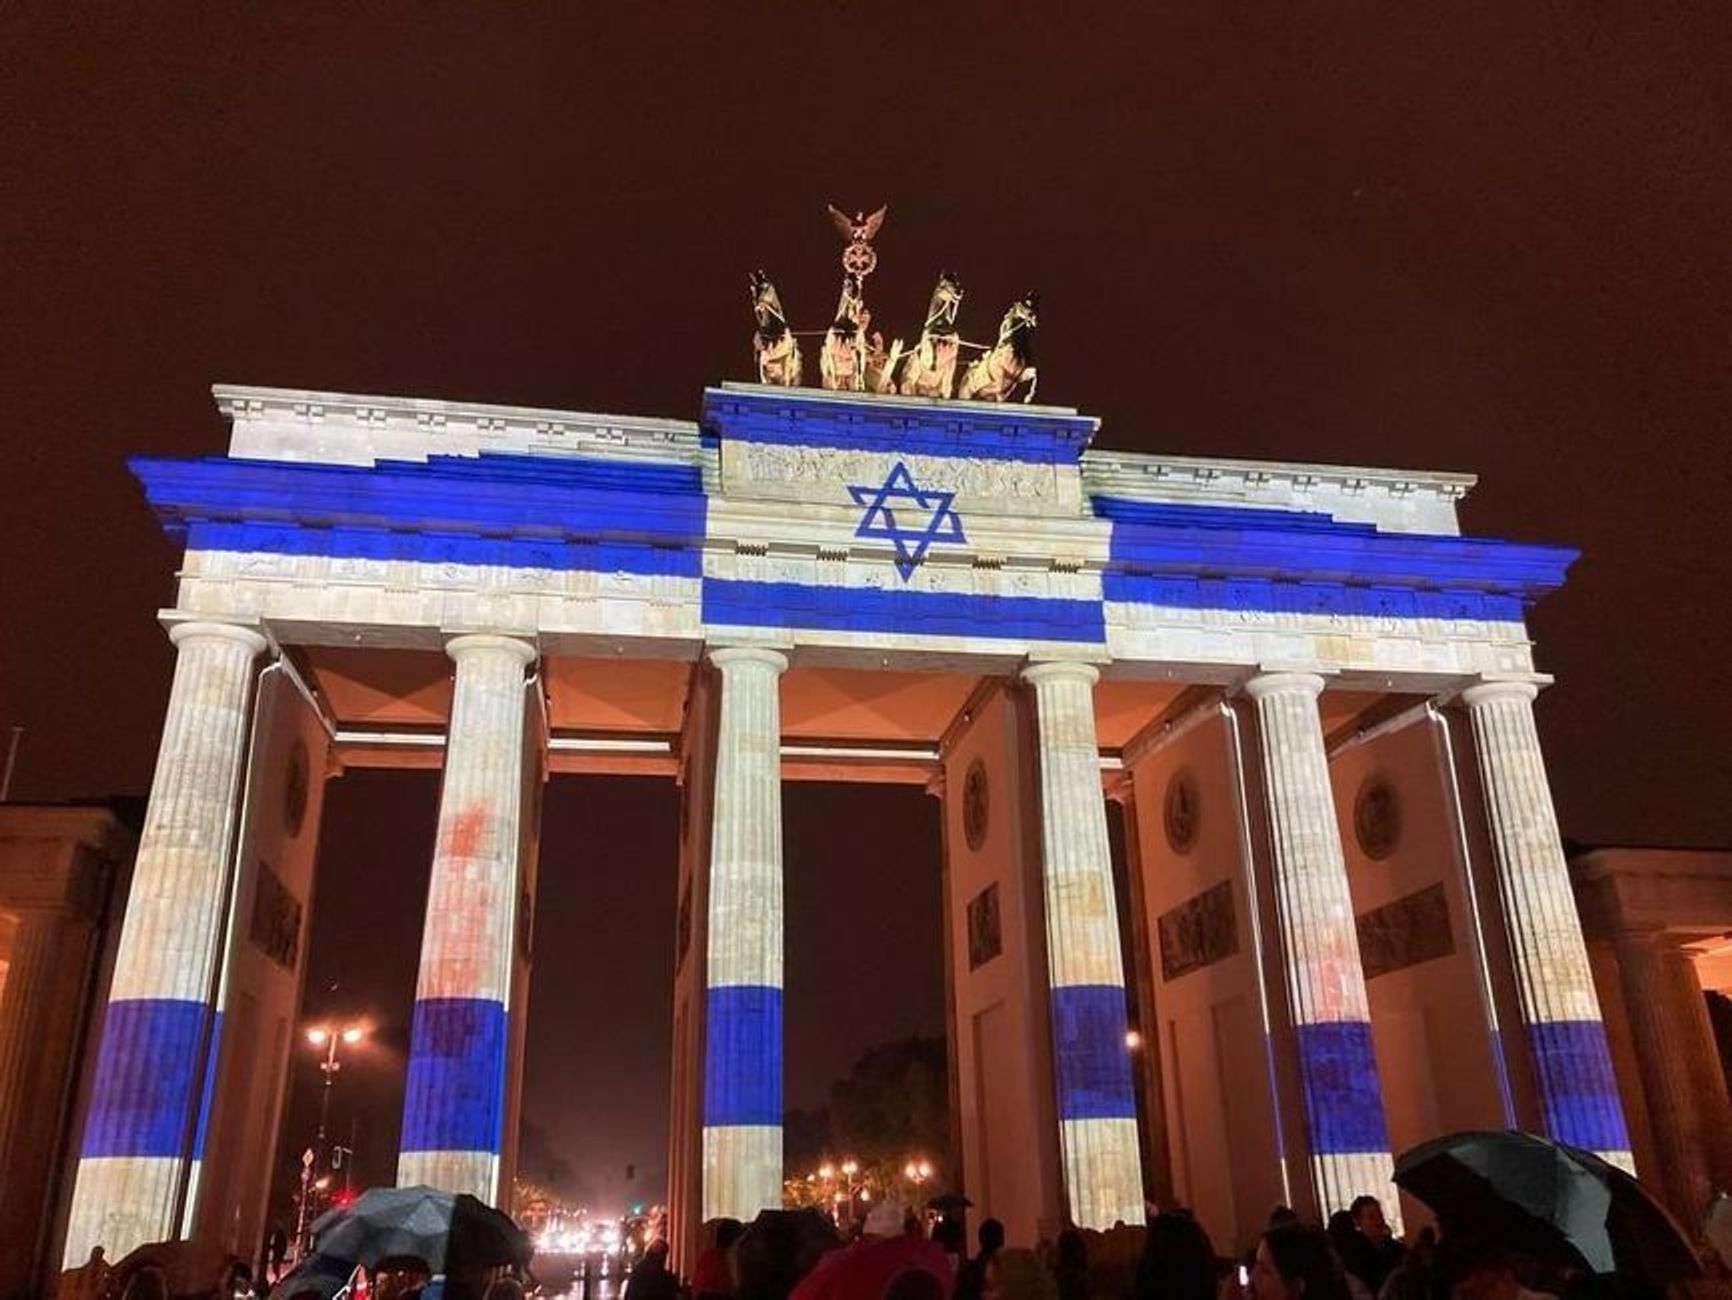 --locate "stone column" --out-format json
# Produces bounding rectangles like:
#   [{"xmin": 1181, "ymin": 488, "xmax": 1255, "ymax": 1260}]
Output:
[
  {"xmin": 398, "ymin": 635, "xmax": 537, "ymax": 1202},
  {"xmin": 63, "ymin": 621, "xmax": 267, "ymax": 1265},
  {"xmin": 1461, "ymin": 681, "xmax": 1633, "ymax": 1168},
  {"xmin": 1243, "ymin": 671, "xmax": 1395, "ymax": 1218},
  {"xmin": 1612, "ymin": 931, "xmax": 1732, "ymax": 1221},
  {"xmin": 701, "ymin": 647, "xmax": 787, "ymax": 1223},
  {"xmin": 0, "ymin": 915, "xmax": 72, "ymax": 1172},
  {"xmin": 1022, "ymin": 661, "xmax": 1144, "ymax": 1230}
]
